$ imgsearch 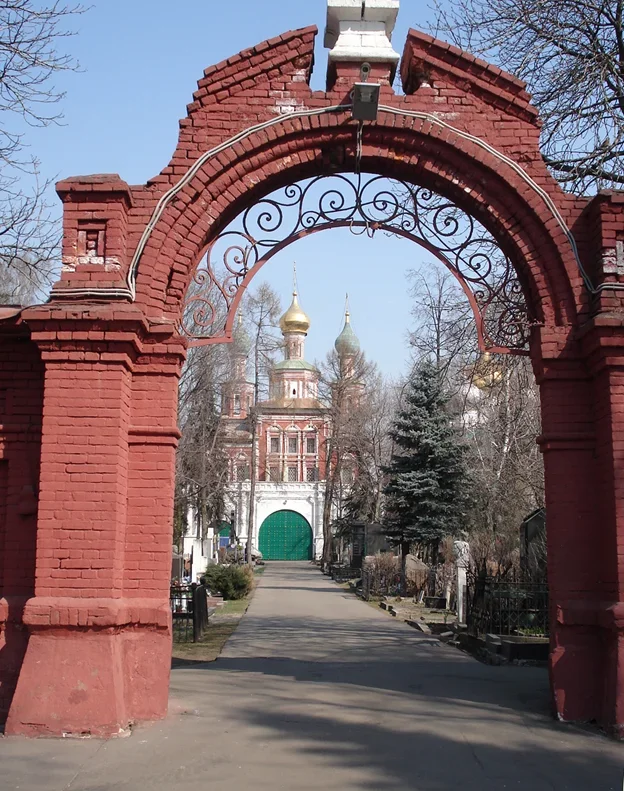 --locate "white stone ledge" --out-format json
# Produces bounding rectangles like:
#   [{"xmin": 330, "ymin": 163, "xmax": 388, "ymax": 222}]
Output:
[{"xmin": 325, "ymin": 0, "xmax": 400, "ymax": 63}]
